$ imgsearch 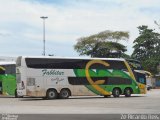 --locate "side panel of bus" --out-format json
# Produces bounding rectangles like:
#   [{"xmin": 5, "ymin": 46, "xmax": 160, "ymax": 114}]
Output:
[
  {"xmin": 0, "ymin": 74, "xmax": 16, "ymax": 96},
  {"xmin": 0, "ymin": 64, "xmax": 16, "ymax": 96},
  {"xmin": 71, "ymin": 69, "xmax": 140, "ymax": 95},
  {"xmin": 24, "ymin": 68, "xmax": 96, "ymax": 97}
]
